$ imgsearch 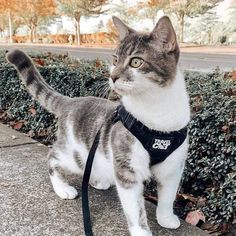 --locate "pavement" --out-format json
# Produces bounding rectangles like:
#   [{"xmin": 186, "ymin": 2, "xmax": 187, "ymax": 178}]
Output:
[
  {"xmin": 1, "ymin": 43, "xmax": 236, "ymax": 72},
  {"xmin": 0, "ymin": 123, "xmax": 208, "ymax": 236}
]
